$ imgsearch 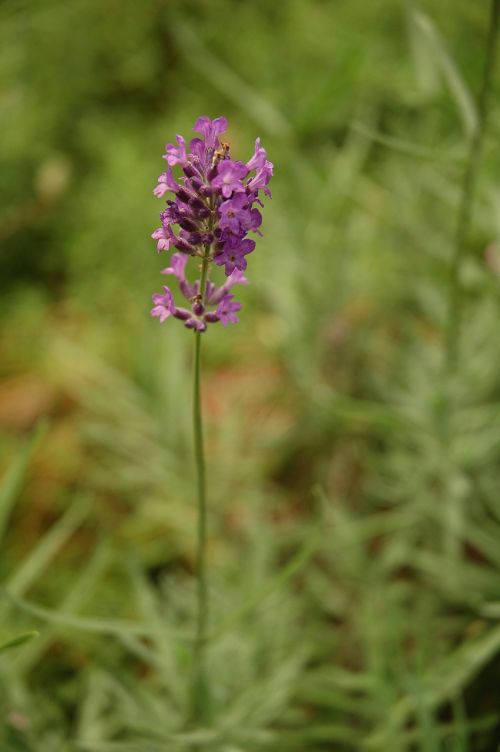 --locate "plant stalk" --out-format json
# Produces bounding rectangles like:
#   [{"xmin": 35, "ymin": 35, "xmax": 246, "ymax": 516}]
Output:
[
  {"xmin": 445, "ymin": 0, "xmax": 500, "ymax": 372},
  {"xmin": 191, "ymin": 245, "xmax": 211, "ymax": 723}
]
